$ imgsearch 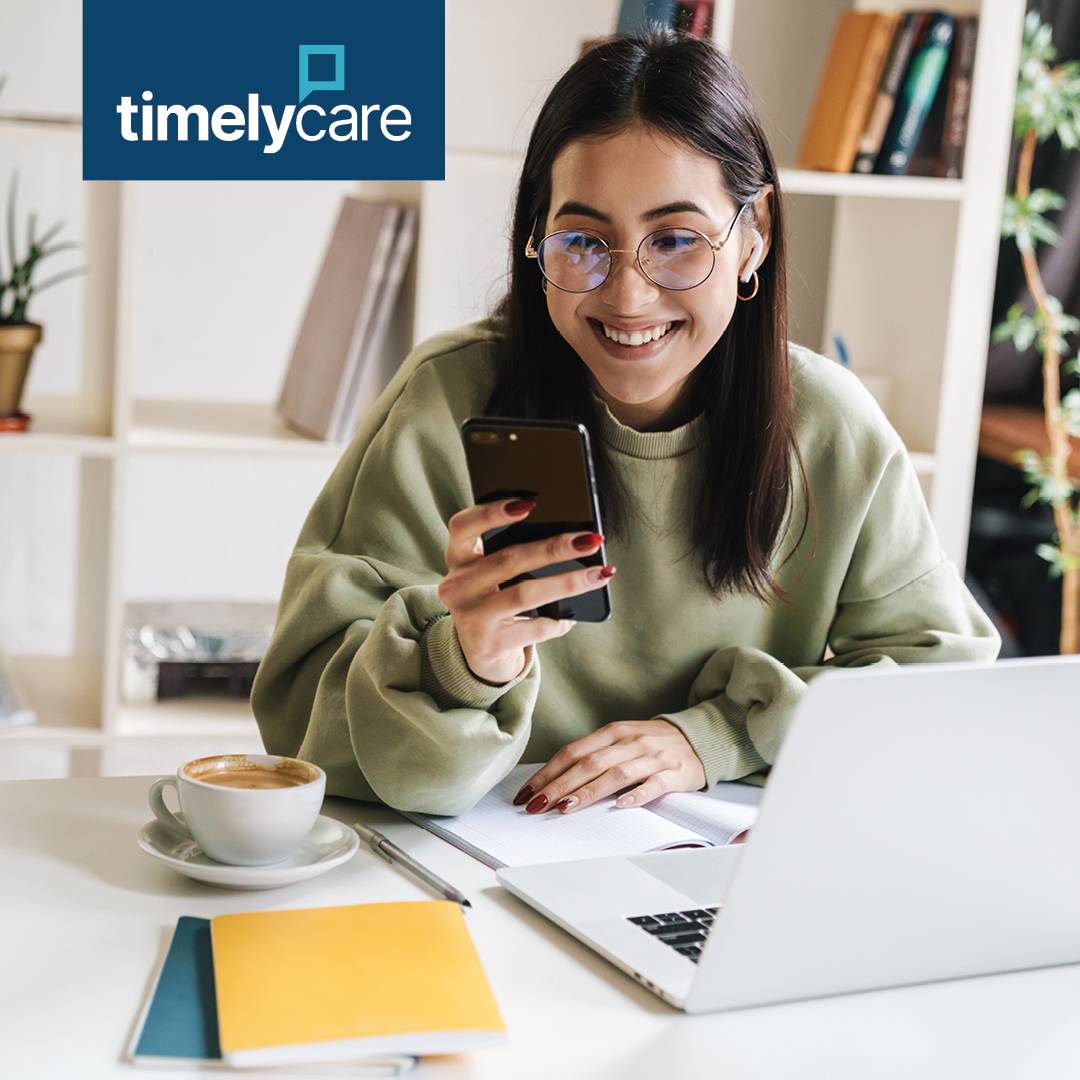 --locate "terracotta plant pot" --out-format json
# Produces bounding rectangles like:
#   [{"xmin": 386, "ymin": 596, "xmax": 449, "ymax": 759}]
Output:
[{"xmin": 0, "ymin": 322, "xmax": 43, "ymax": 422}]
